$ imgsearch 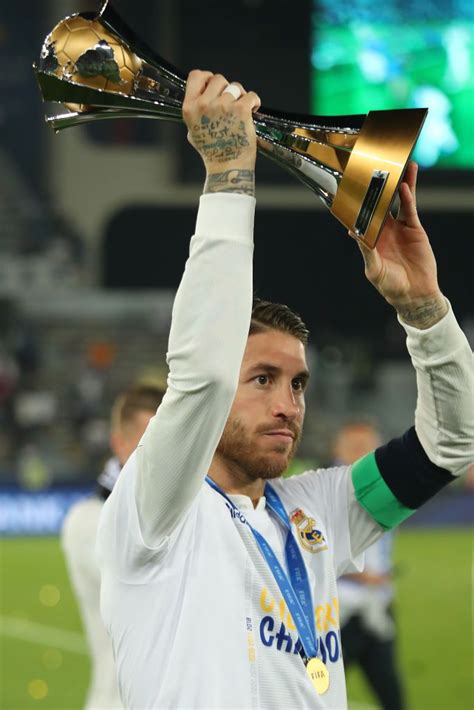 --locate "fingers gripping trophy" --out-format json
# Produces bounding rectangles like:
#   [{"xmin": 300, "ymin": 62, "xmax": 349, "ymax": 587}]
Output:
[
  {"xmin": 183, "ymin": 72, "xmax": 260, "ymax": 198},
  {"xmin": 34, "ymin": 0, "xmax": 428, "ymax": 248}
]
